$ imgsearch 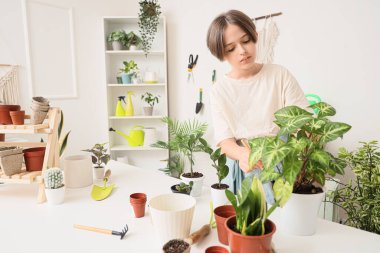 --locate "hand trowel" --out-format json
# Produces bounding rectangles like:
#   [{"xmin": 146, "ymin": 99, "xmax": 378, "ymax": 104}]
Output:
[{"xmin": 91, "ymin": 169, "xmax": 115, "ymax": 201}]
